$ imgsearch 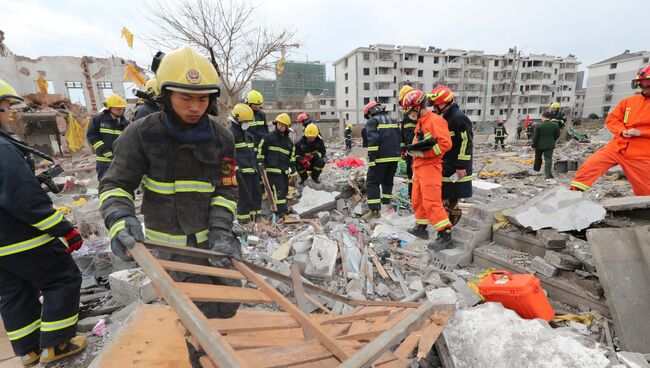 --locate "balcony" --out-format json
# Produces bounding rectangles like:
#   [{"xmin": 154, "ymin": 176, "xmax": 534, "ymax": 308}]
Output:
[
  {"xmin": 400, "ymin": 74, "xmax": 420, "ymax": 83},
  {"xmin": 375, "ymin": 74, "xmax": 394, "ymax": 83},
  {"xmin": 374, "ymin": 59, "xmax": 394, "ymax": 68},
  {"xmin": 376, "ymin": 89, "xmax": 394, "ymax": 97},
  {"xmin": 400, "ymin": 59, "xmax": 419, "ymax": 69}
]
